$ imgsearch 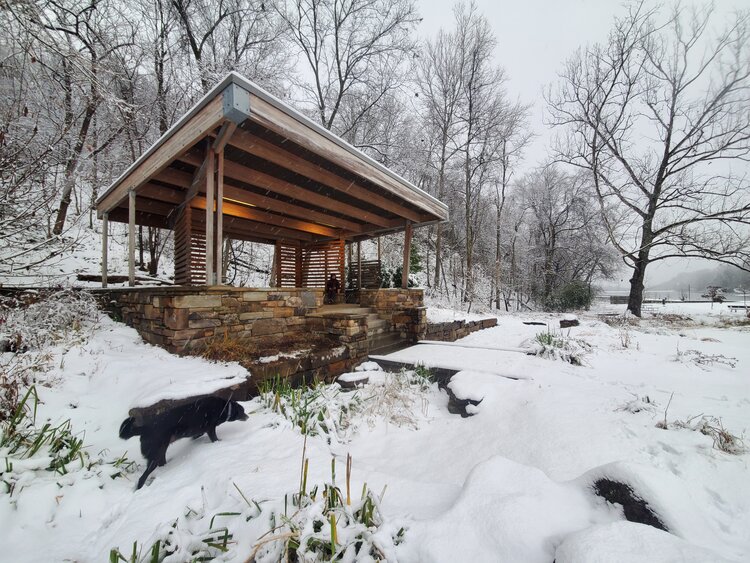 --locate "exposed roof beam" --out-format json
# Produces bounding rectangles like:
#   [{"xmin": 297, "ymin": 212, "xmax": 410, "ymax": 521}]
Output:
[
  {"xmin": 177, "ymin": 152, "xmax": 401, "ymax": 229},
  {"xmin": 109, "ymin": 208, "xmax": 171, "ymax": 229},
  {"xmin": 226, "ymin": 128, "xmax": 428, "ymax": 223},
  {"xmin": 191, "ymin": 196, "xmax": 342, "ymax": 238},
  {"xmin": 116, "ymin": 194, "xmax": 333, "ymax": 240},
  {"xmin": 184, "ymin": 148, "xmax": 210, "ymax": 204},
  {"xmin": 152, "ymin": 169, "xmax": 365, "ymax": 233},
  {"xmin": 195, "ymin": 214, "xmax": 314, "ymax": 242},
  {"xmin": 248, "ymin": 93, "xmax": 448, "ymax": 219}
]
